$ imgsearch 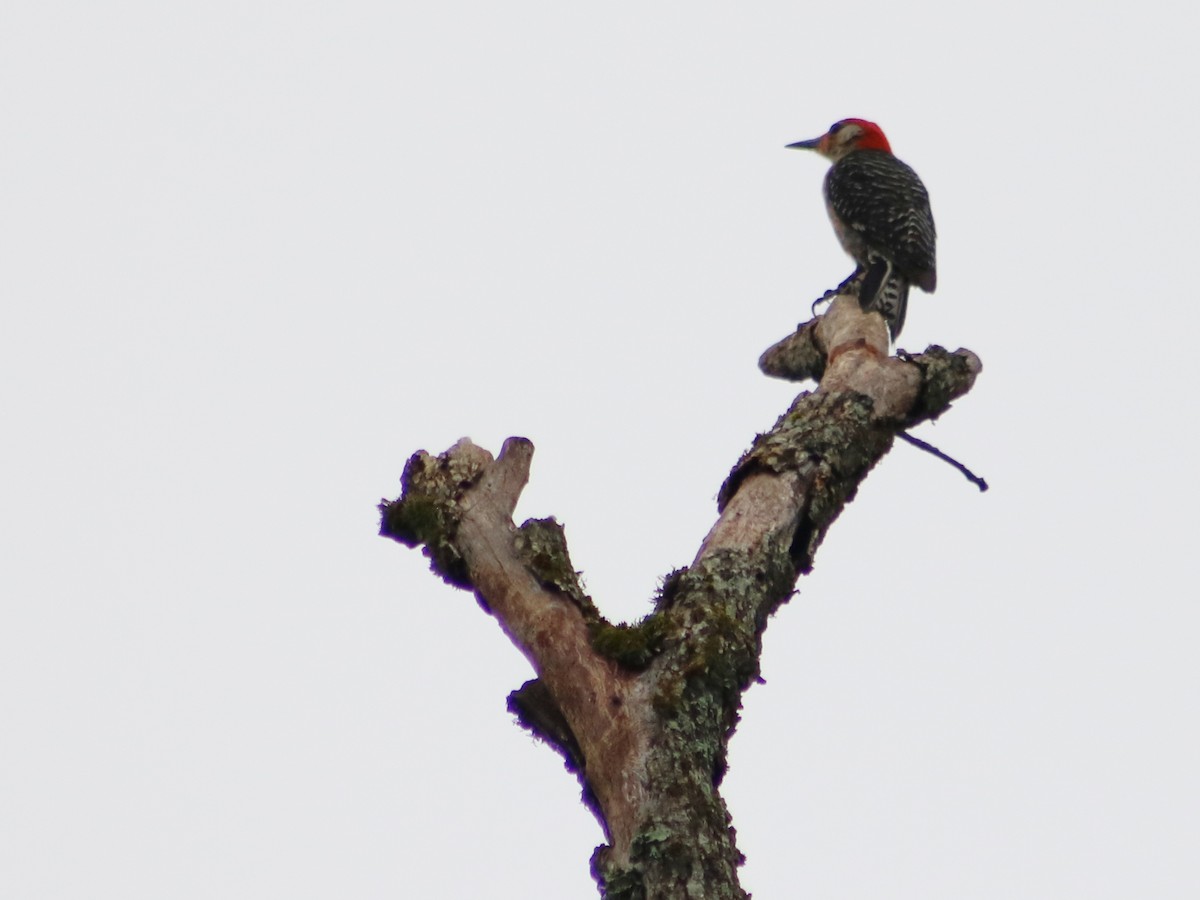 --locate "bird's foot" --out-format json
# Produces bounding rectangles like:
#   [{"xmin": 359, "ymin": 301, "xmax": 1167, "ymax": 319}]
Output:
[
  {"xmin": 810, "ymin": 271, "xmax": 863, "ymax": 318},
  {"xmin": 835, "ymin": 270, "xmax": 863, "ymax": 294},
  {"xmin": 810, "ymin": 289, "xmax": 839, "ymax": 318}
]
